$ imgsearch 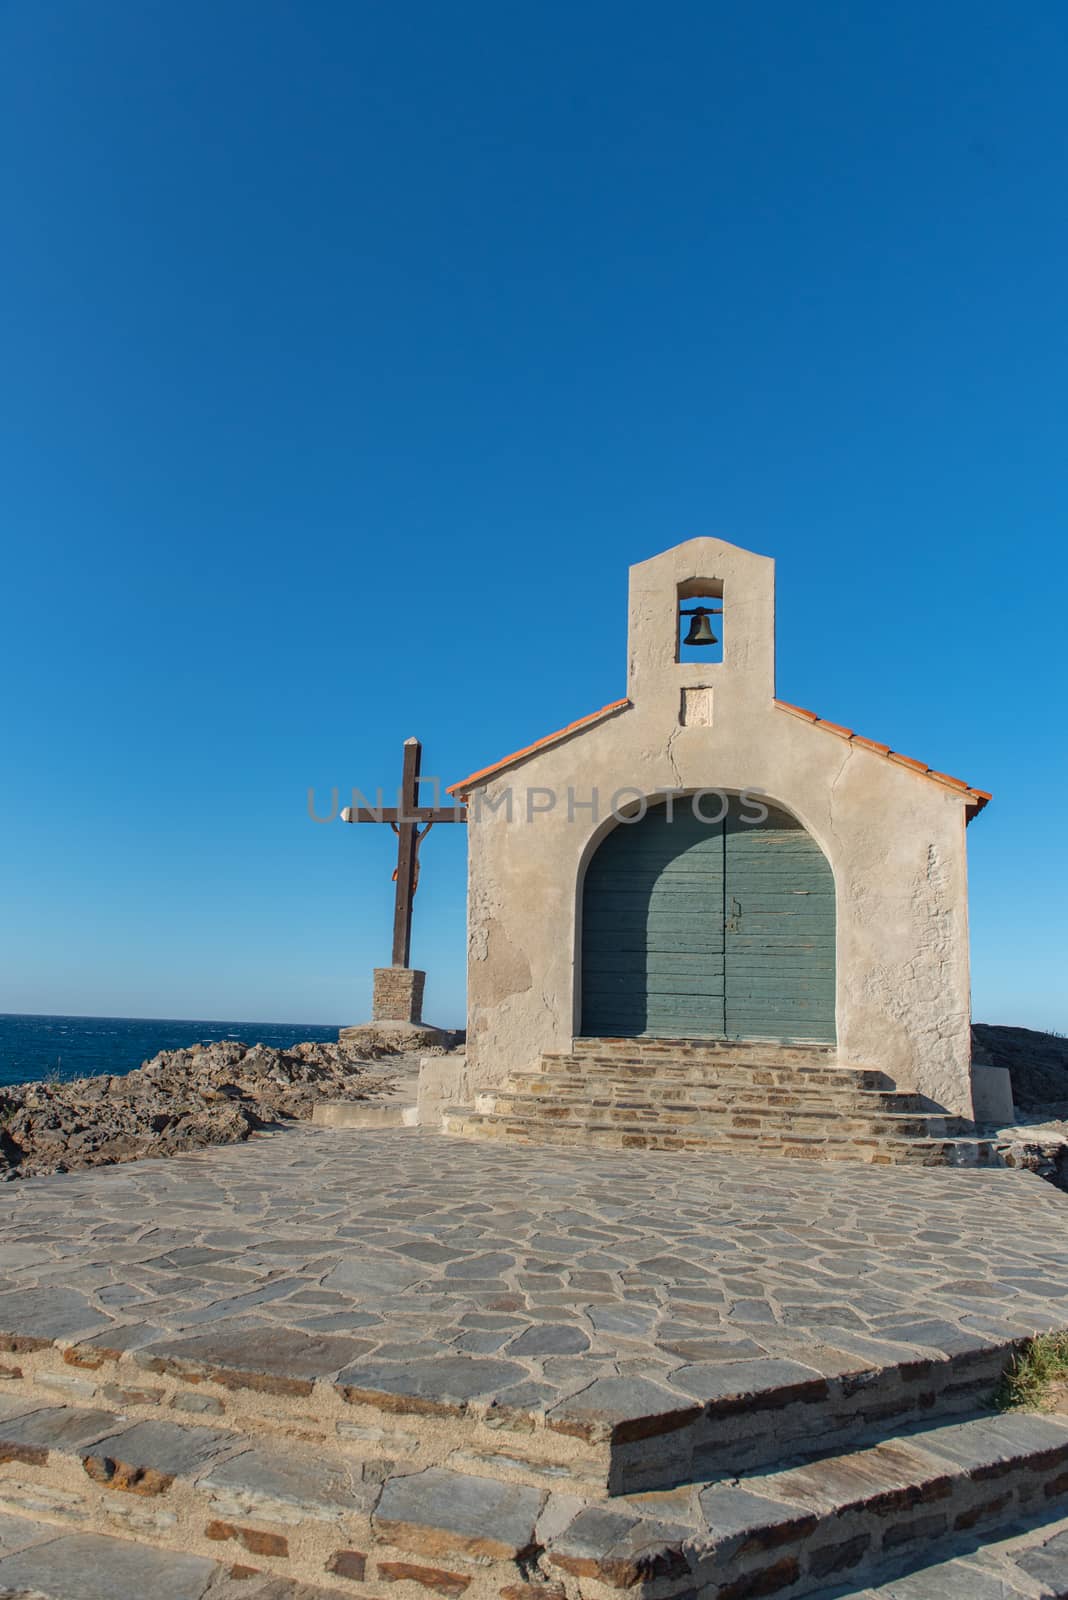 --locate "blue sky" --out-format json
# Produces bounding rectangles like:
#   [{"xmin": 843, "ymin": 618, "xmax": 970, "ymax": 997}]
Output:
[{"xmin": 1, "ymin": 2, "xmax": 1065, "ymax": 1030}]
